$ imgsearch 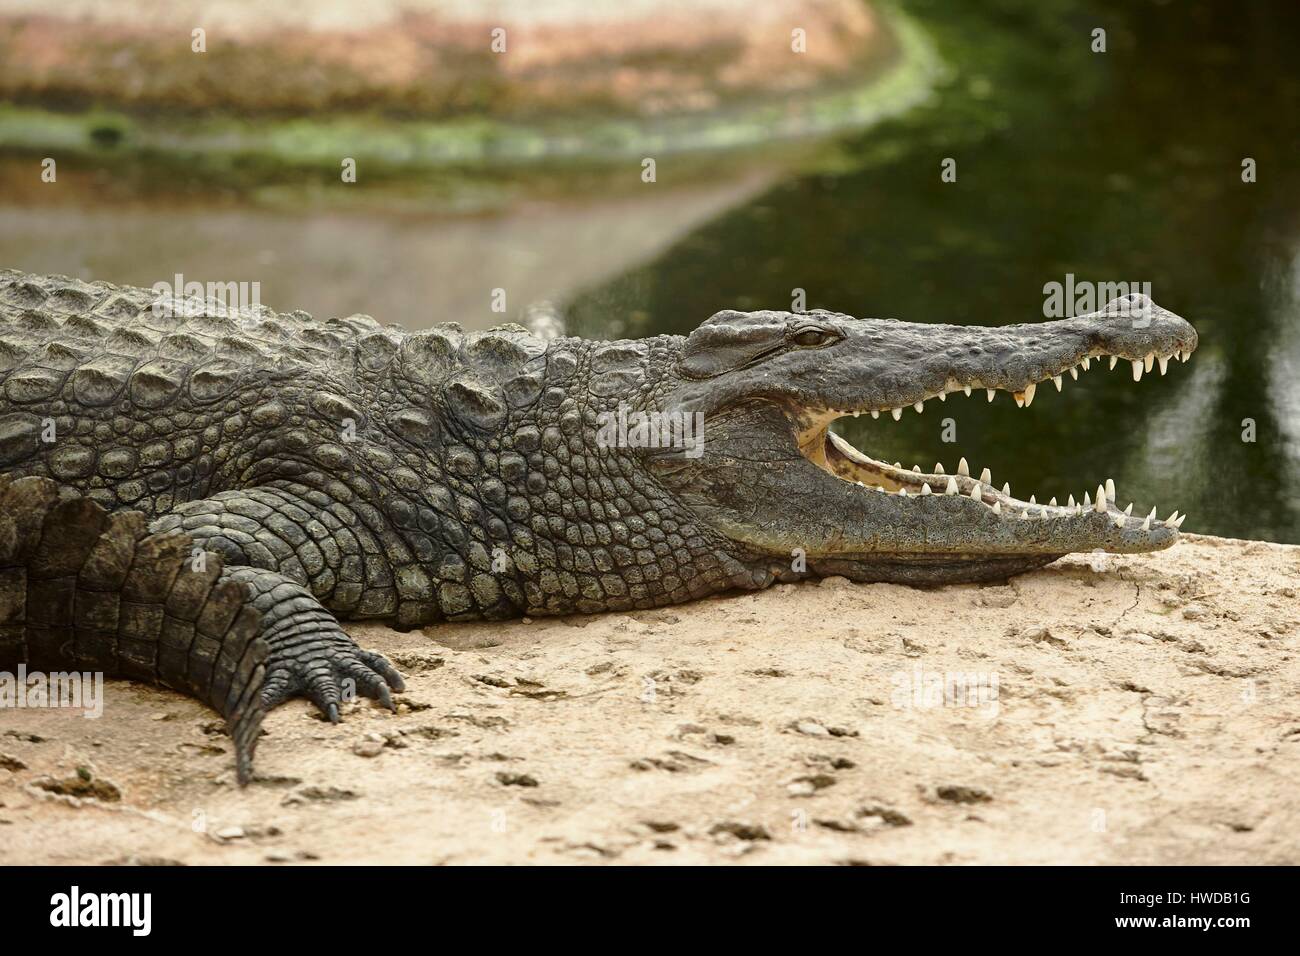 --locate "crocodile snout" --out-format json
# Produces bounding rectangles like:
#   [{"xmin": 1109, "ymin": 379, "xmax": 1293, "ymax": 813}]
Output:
[{"xmin": 1082, "ymin": 294, "xmax": 1198, "ymax": 377}]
